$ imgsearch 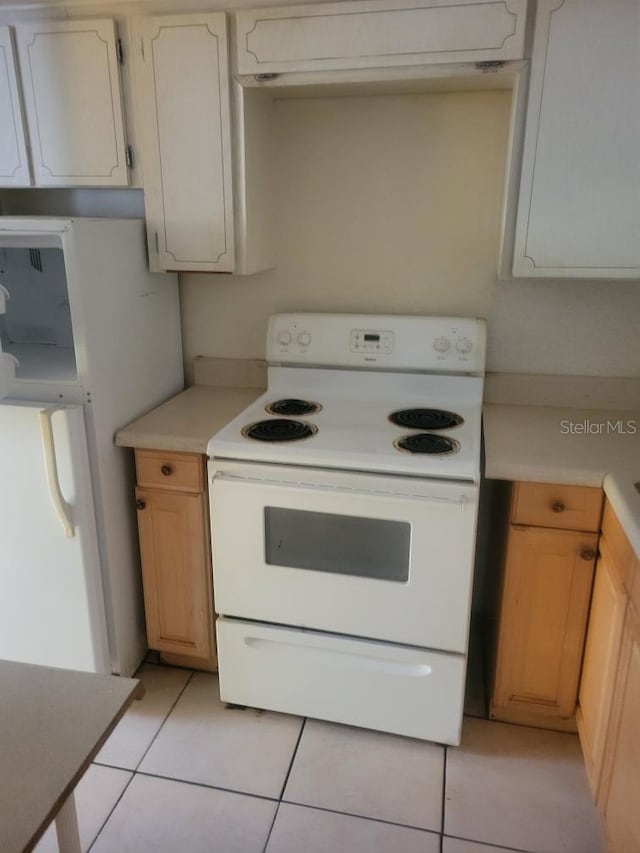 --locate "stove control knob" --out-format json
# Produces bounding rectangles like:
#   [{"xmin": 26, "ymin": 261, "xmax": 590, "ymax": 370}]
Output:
[
  {"xmin": 433, "ymin": 336, "xmax": 451, "ymax": 353},
  {"xmin": 298, "ymin": 331, "xmax": 312, "ymax": 347},
  {"xmin": 456, "ymin": 337, "xmax": 473, "ymax": 354},
  {"xmin": 277, "ymin": 330, "xmax": 292, "ymax": 346}
]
